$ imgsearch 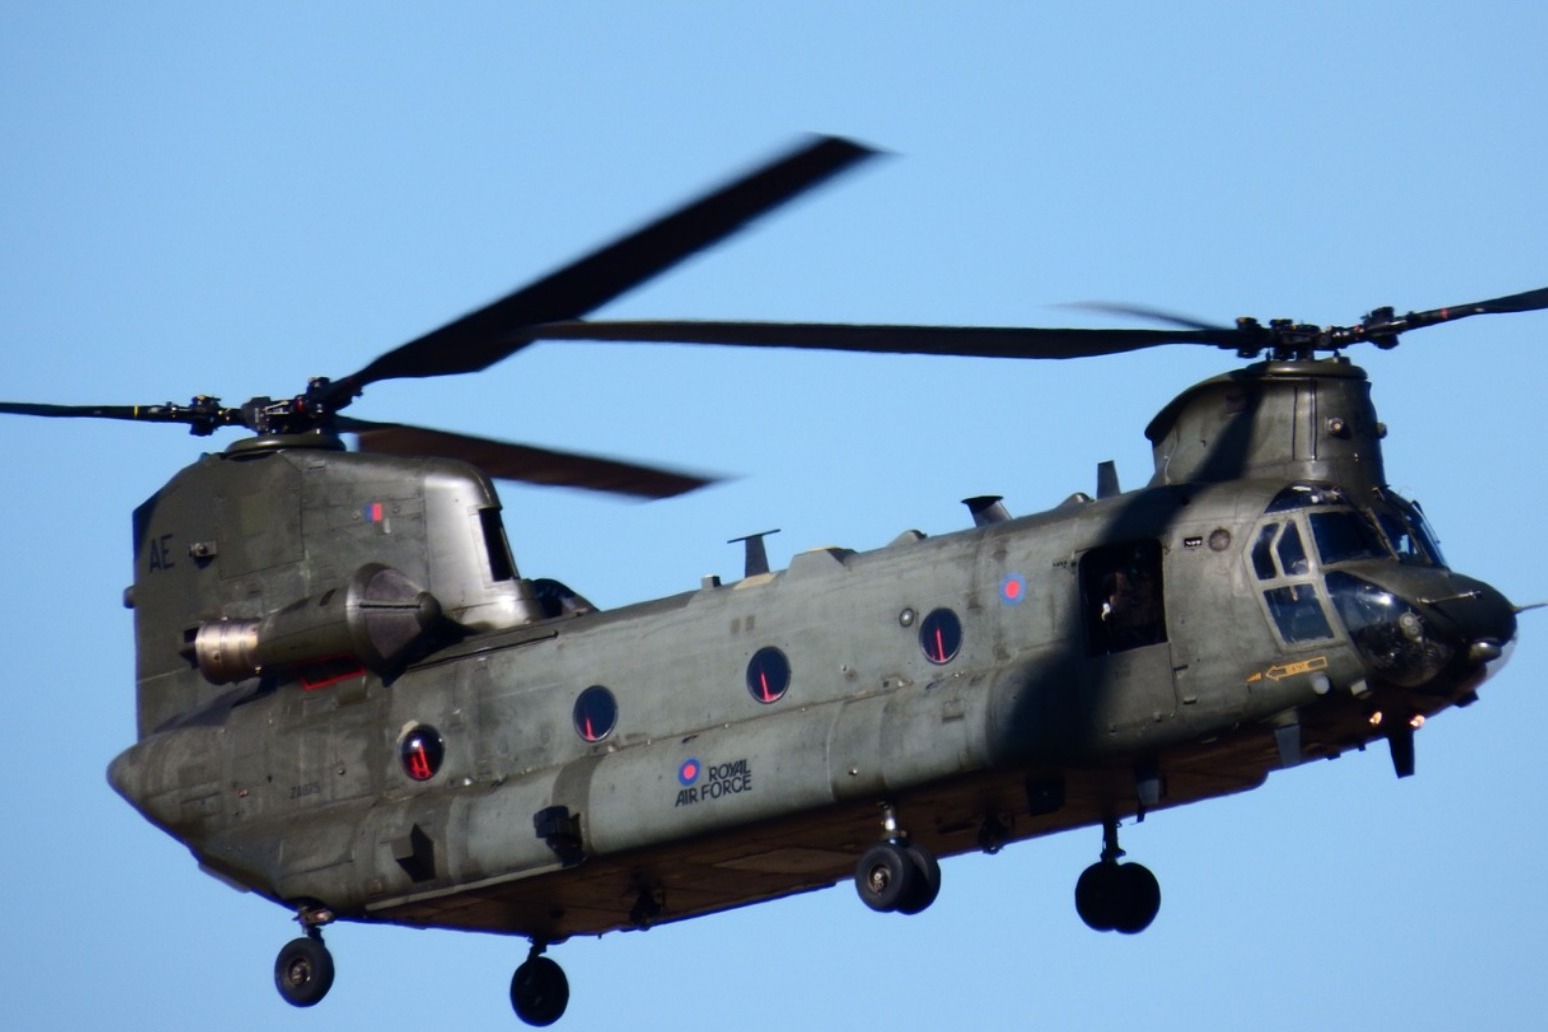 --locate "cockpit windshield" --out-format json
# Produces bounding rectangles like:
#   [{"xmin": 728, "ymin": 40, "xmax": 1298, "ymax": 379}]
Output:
[
  {"xmin": 1266, "ymin": 484, "xmax": 1388, "ymax": 567},
  {"xmin": 1309, "ymin": 510, "xmax": 1387, "ymax": 565},
  {"xmin": 1262, "ymin": 483, "xmax": 1446, "ymax": 569}
]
